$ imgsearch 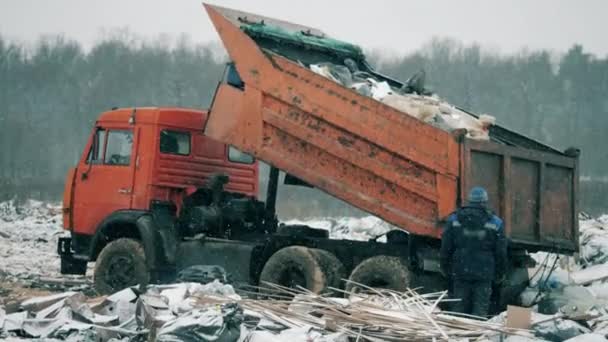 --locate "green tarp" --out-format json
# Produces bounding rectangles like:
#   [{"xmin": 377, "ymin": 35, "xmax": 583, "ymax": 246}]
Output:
[{"xmin": 241, "ymin": 22, "xmax": 364, "ymax": 60}]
